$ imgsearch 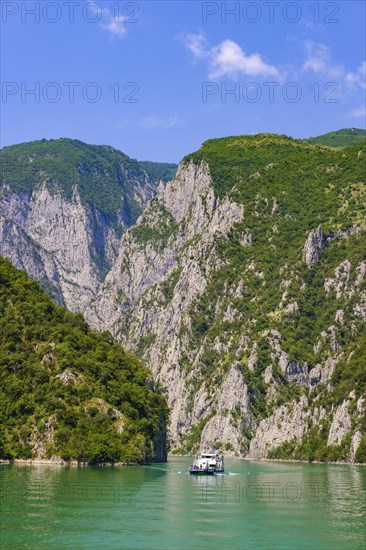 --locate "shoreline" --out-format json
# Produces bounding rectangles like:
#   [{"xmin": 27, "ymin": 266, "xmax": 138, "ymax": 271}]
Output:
[
  {"xmin": 1, "ymin": 456, "xmax": 365, "ymax": 467},
  {"xmin": 169, "ymin": 454, "xmax": 366, "ymax": 467},
  {"xmin": 238, "ymin": 456, "xmax": 366, "ymax": 467},
  {"xmin": 0, "ymin": 458, "xmax": 150, "ymax": 467}
]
